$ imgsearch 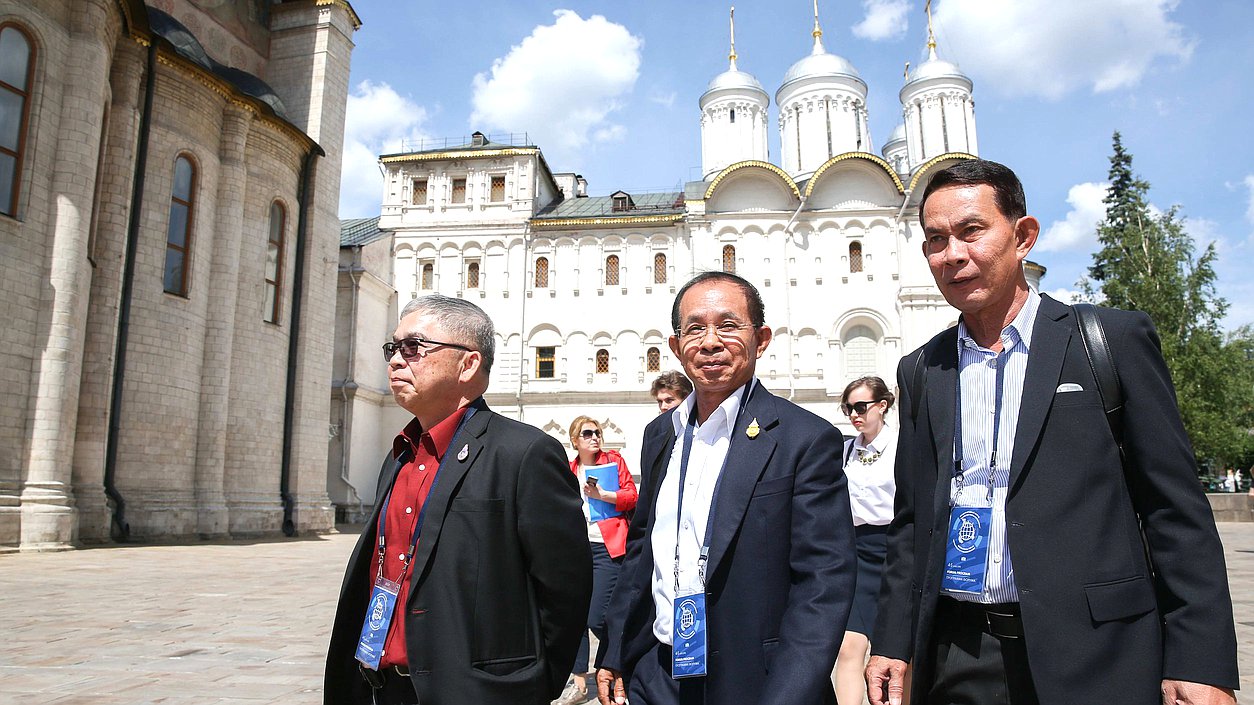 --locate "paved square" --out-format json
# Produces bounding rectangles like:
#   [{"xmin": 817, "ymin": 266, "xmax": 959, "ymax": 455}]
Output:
[{"xmin": 1, "ymin": 524, "xmax": 1251, "ymax": 703}]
